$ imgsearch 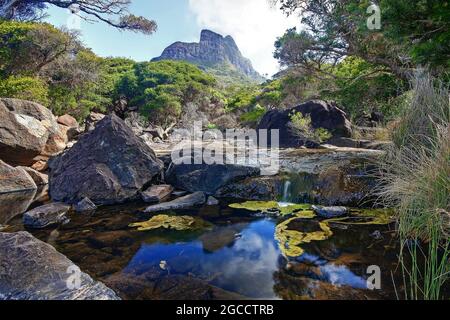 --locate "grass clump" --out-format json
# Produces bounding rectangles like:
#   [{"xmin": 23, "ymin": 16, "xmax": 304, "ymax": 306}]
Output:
[{"xmin": 375, "ymin": 72, "xmax": 450, "ymax": 300}]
